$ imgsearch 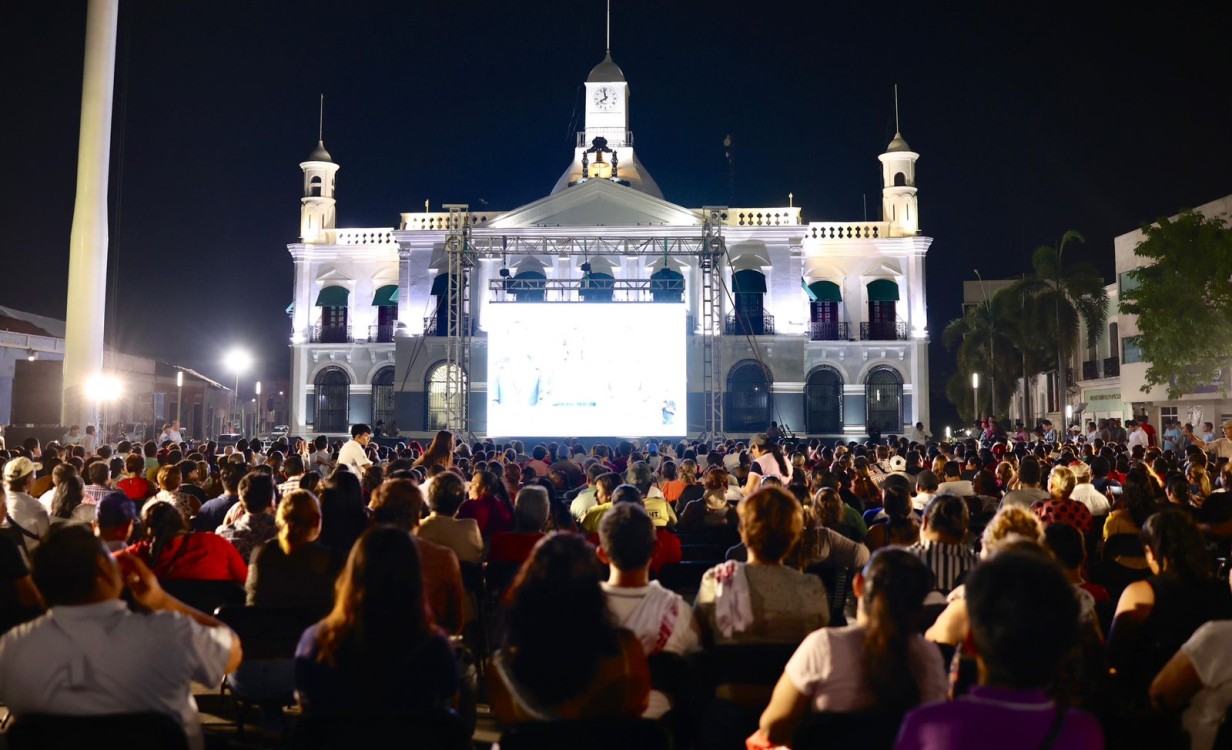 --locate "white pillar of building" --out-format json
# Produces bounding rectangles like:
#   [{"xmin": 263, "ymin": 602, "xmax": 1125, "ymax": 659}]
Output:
[{"xmin": 62, "ymin": 0, "xmax": 119, "ymax": 428}]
